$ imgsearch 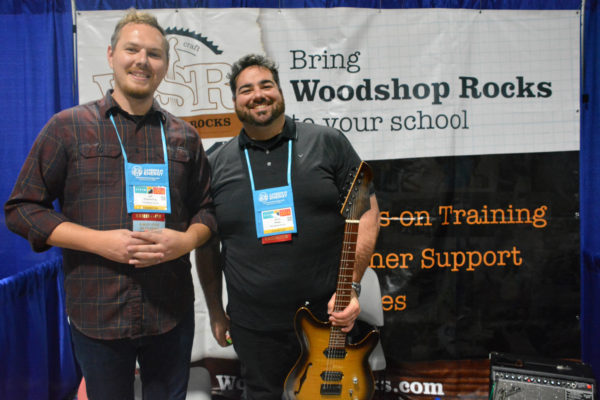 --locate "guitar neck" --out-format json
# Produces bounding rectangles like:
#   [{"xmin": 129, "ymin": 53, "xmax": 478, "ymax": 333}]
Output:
[
  {"xmin": 334, "ymin": 220, "xmax": 359, "ymax": 312},
  {"xmin": 329, "ymin": 219, "xmax": 359, "ymax": 347},
  {"xmin": 328, "ymin": 161, "xmax": 372, "ymax": 348}
]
